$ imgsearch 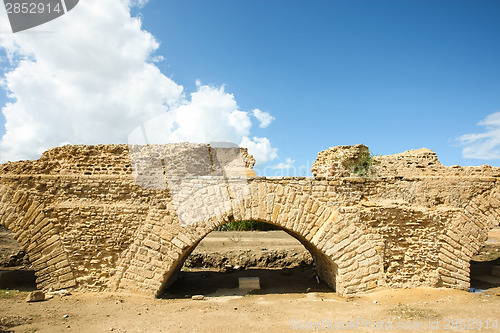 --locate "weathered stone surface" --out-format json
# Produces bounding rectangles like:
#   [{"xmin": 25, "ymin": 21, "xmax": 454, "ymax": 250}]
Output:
[
  {"xmin": 26, "ymin": 290, "xmax": 45, "ymax": 302},
  {"xmin": 0, "ymin": 143, "xmax": 498, "ymax": 297},
  {"xmin": 191, "ymin": 295, "xmax": 205, "ymax": 300},
  {"xmin": 311, "ymin": 144, "xmax": 370, "ymax": 177},
  {"xmin": 239, "ymin": 277, "xmax": 260, "ymax": 290}
]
